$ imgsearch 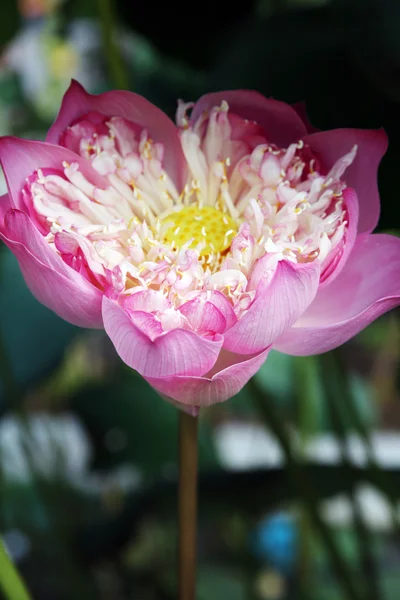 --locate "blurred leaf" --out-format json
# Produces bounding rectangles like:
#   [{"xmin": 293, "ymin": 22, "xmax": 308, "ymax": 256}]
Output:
[
  {"xmin": 66, "ymin": 0, "xmax": 98, "ymax": 19},
  {"xmin": 255, "ymin": 350, "xmax": 294, "ymax": 405},
  {"xmin": 320, "ymin": 353, "xmax": 383, "ymax": 600},
  {"xmin": 0, "ymin": 249, "xmax": 78, "ymax": 406},
  {"xmin": 35, "ymin": 331, "xmax": 117, "ymax": 408},
  {"xmin": 294, "ymin": 355, "xmax": 324, "ymax": 447},
  {"xmin": 349, "ymin": 373, "xmax": 377, "ymax": 427},
  {"xmin": 356, "ymin": 316, "xmax": 394, "ymax": 350},
  {"xmin": 0, "ymin": 0, "xmax": 19, "ymax": 47},
  {"xmin": 77, "ymin": 463, "xmax": 400, "ymax": 565},
  {"xmin": 253, "ymin": 351, "xmax": 374, "ymax": 433},
  {"xmin": 72, "ymin": 372, "xmax": 219, "ymax": 474},
  {"xmin": 197, "ymin": 565, "xmax": 246, "ymax": 600},
  {"xmin": 0, "ymin": 538, "xmax": 32, "ymax": 600}
]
